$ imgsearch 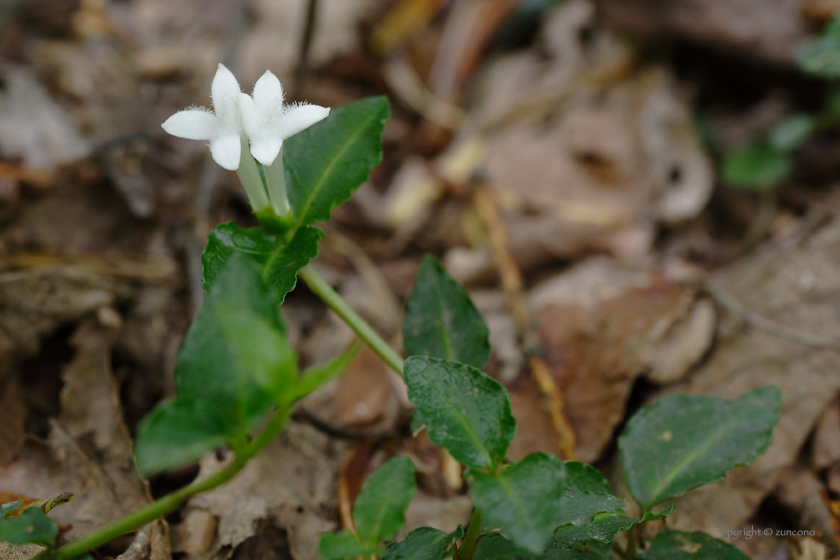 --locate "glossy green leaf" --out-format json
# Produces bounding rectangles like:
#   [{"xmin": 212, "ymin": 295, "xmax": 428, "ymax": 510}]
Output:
[
  {"xmin": 286, "ymin": 97, "xmax": 389, "ymax": 229},
  {"xmin": 0, "ymin": 502, "xmax": 22, "ymax": 519},
  {"xmin": 404, "ymin": 357, "xmax": 516, "ymax": 470},
  {"xmin": 287, "ymin": 341, "xmax": 361, "ymax": 404},
  {"xmin": 619, "ymin": 386, "xmax": 781, "ymax": 509},
  {"xmin": 549, "ymin": 507, "xmax": 672, "ymax": 550},
  {"xmin": 561, "ymin": 462, "xmax": 613, "ymax": 495},
  {"xmin": 721, "ymin": 142, "xmax": 791, "ymax": 190},
  {"xmin": 353, "ymin": 456, "xmax": 416, "ymax": 546},
  {"xmin": 202, "ymin": 221, "xmax": 323, "ymax": 305},
  {"xmin": 403, "ymin": 255, "xmax": 491, "ymax": 368},
  {"xmin": 769, "ymin": 114, "xmax": 816, "ymax": 152},
  {"xmin": 176, "ymin": 255, "xmax": 282, "ymax": 422},
  {"xmin": 0, "ymin": 507, "xmax": 58, "ymax": 546},
  {"xmin": 467, "ymin": 453, "xmax": 566, "ymax": 553},
  {"xmin": 318, "ymin": 530, "xmax": 382, "ymax": 560},
  {"xmin": 135, "ymin": 400, "xmax": 230, "ymax": 476},
  {"xmin": 473, "ymin": 534, "xmax": 611, "ymax": 560},
  {"xmin": 799, "ymin": 13, "xmax": 840, "ymax": 78},
  {"xmin": 382, "ymin": 526, "xmax": 464, "ymax": 560},
  {"xmin": 136, "ymin": 255, "xmax": 290, "ymax": 475},
  {"xmin": 215, "ymin": 303, "xmax": 297, "ymax": 401},
  {"xmin": 638, "ymin": 530, "xmax": 751, "ymax": 560},
  {"xmin": 554, "ymin": 488, "xmax": 624, "ymax": 527}
]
